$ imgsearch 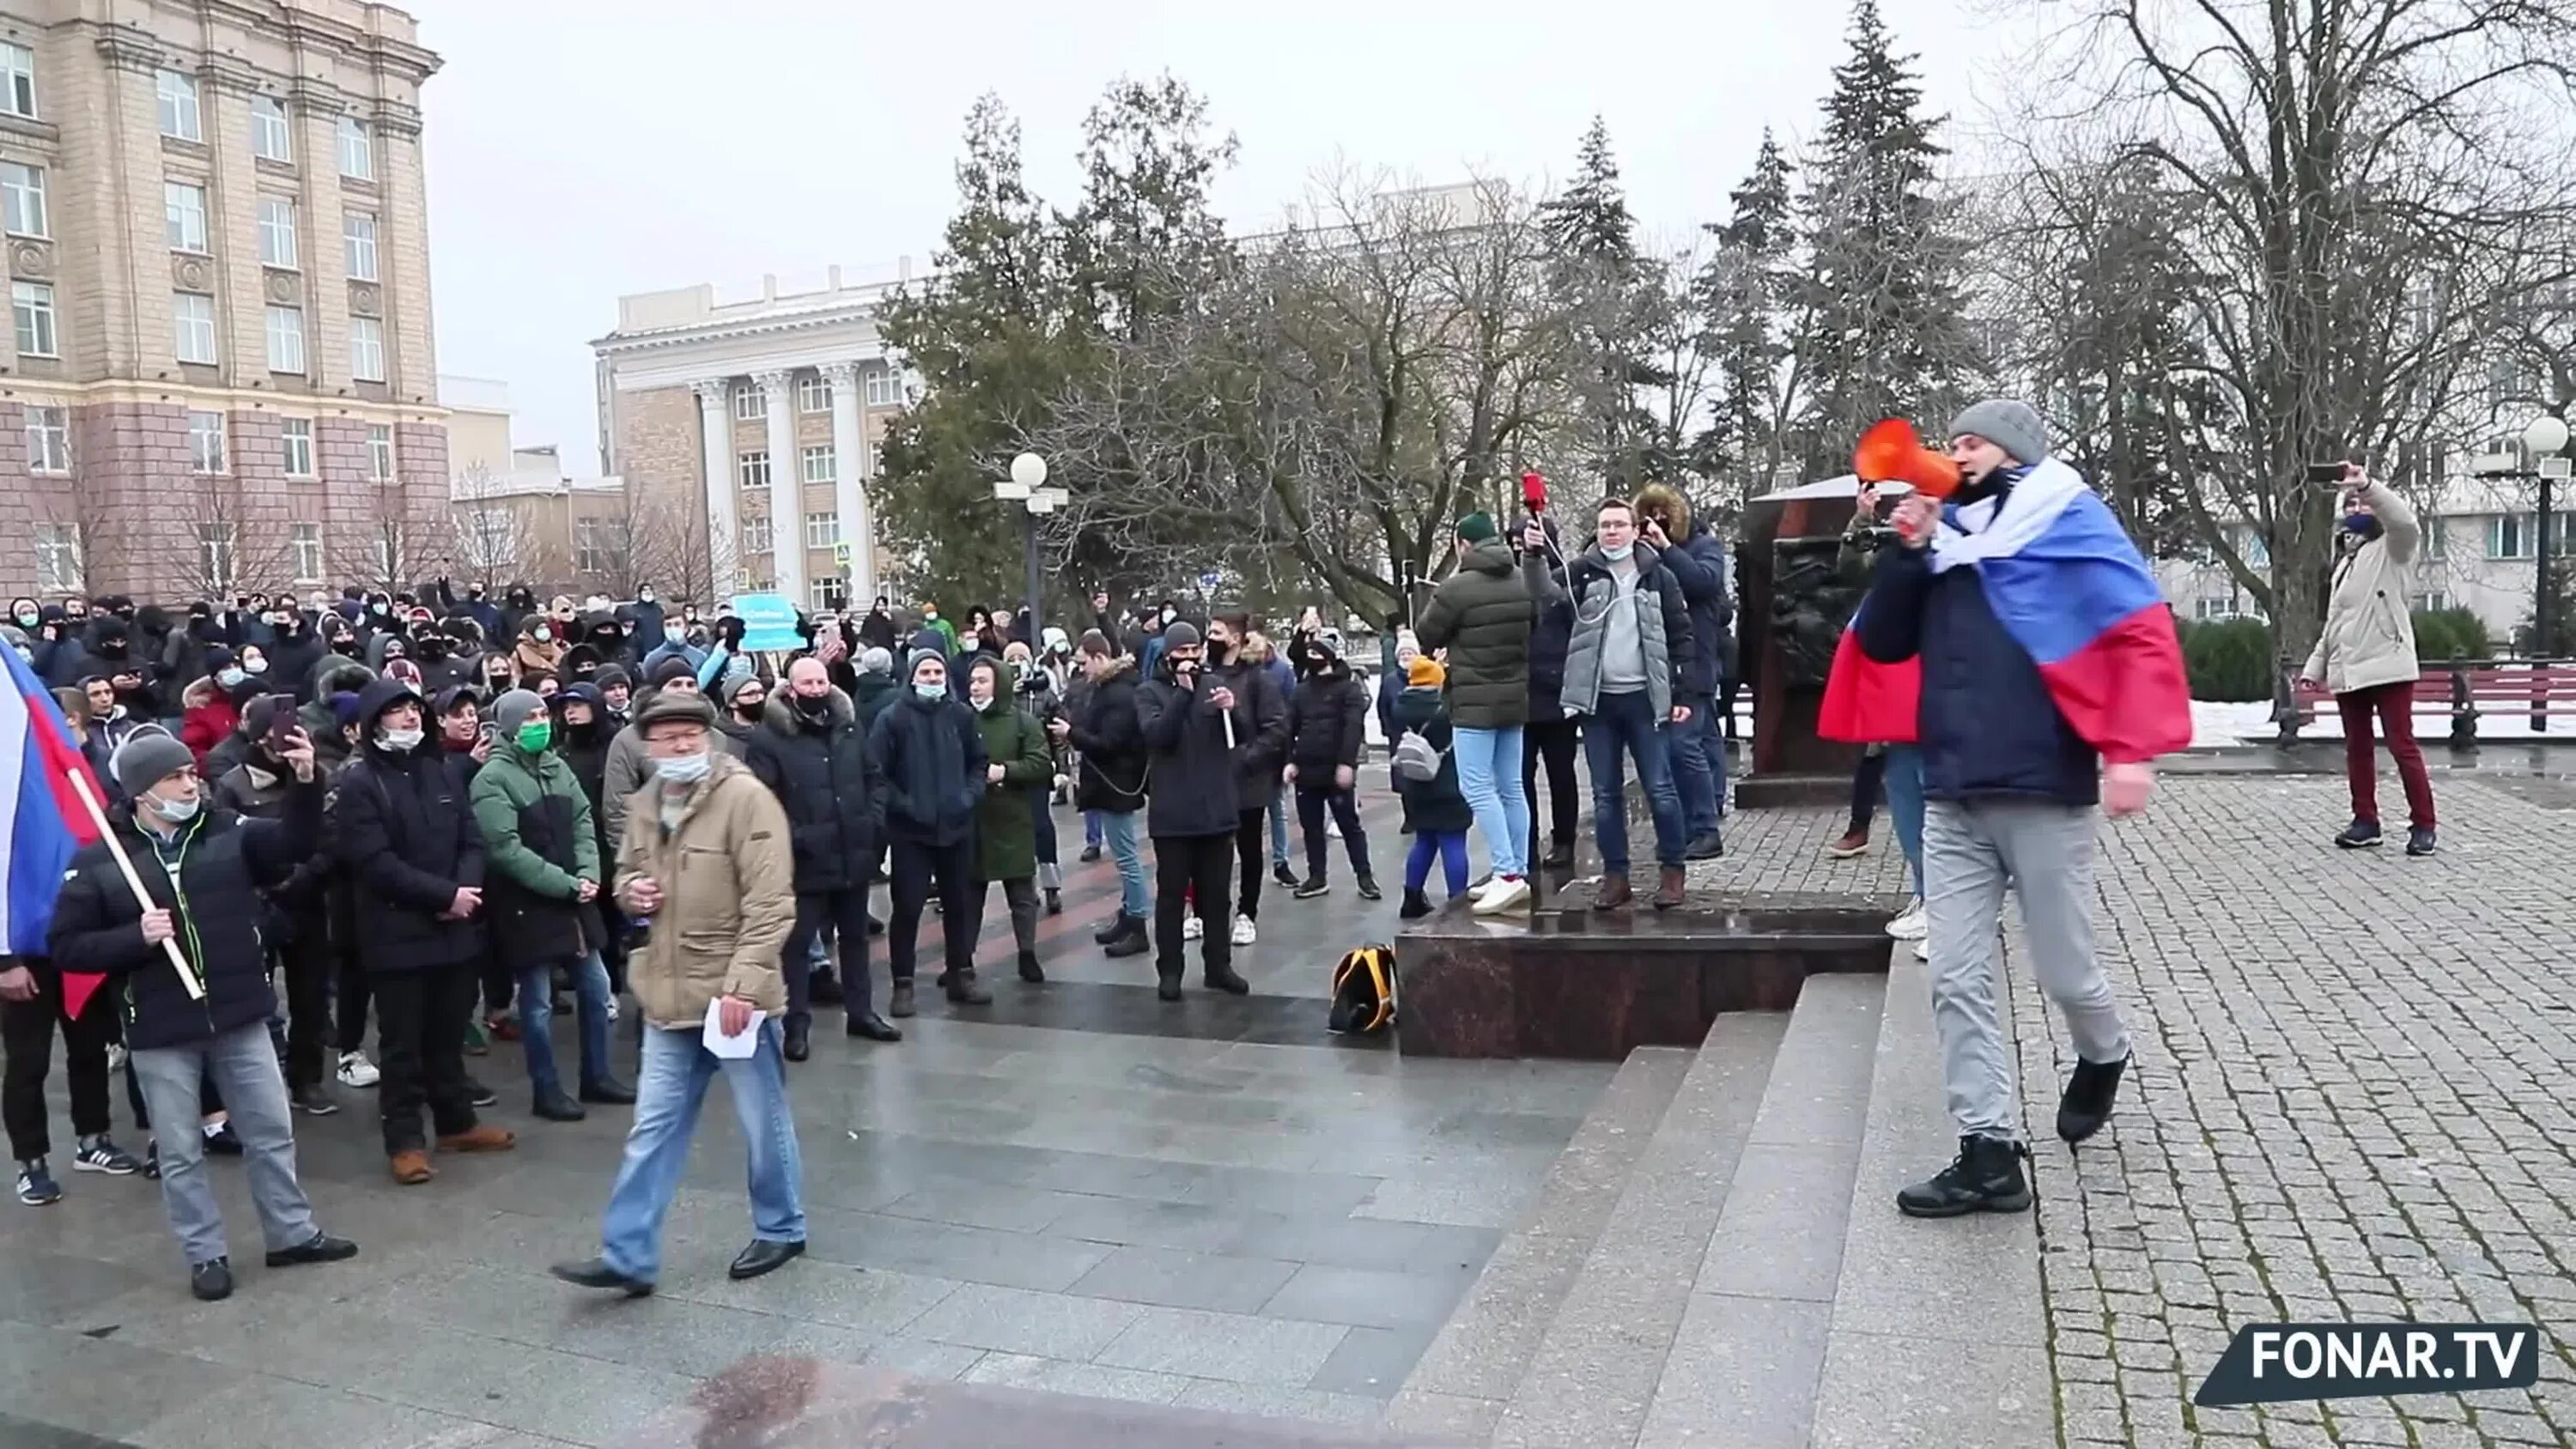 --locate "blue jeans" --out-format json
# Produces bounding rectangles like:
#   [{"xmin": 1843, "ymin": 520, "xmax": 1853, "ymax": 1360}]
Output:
[
  {"xmin": 1669, "ymin": 691, "xmax": 1726, "ymax": 838},
  {"xmin": 598, "ymin": 1021, "xmax": 805, "ymax": 1283},
  {"xmin": 1583, "ymin": 690, "xmax": 1686, "ymax": 874},
  {"xmin": 1885, "ymin": 743, "xmax": 1926, "ymax": 896},
  {"xmin": 1268, "ymin": 785, "xmax": 1291, "ymax": 867},
  {"xmin": 1084, "ymin": 810, "xmax": 1105, "ymax": 852},
  {"xmin": 1099, "ymin": 809, "xmax": 1150, "ymax": 919},
  {"xmin": 519, "ymin": 951, "xmax": 614, "ymax": 1099},
  {"xmin": 1453, "ymin": 724, "xmax": 1530, "ymax": 878}
]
